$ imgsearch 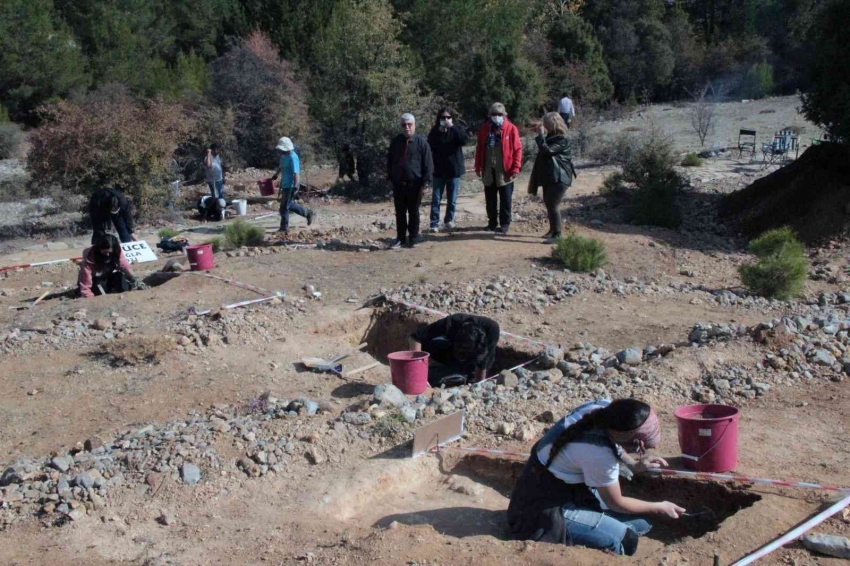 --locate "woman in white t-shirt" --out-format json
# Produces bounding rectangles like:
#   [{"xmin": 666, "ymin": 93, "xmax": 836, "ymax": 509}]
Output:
[{"xmin": 507, "ymin": 399, "xmax": 685, "ymax": 556}]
